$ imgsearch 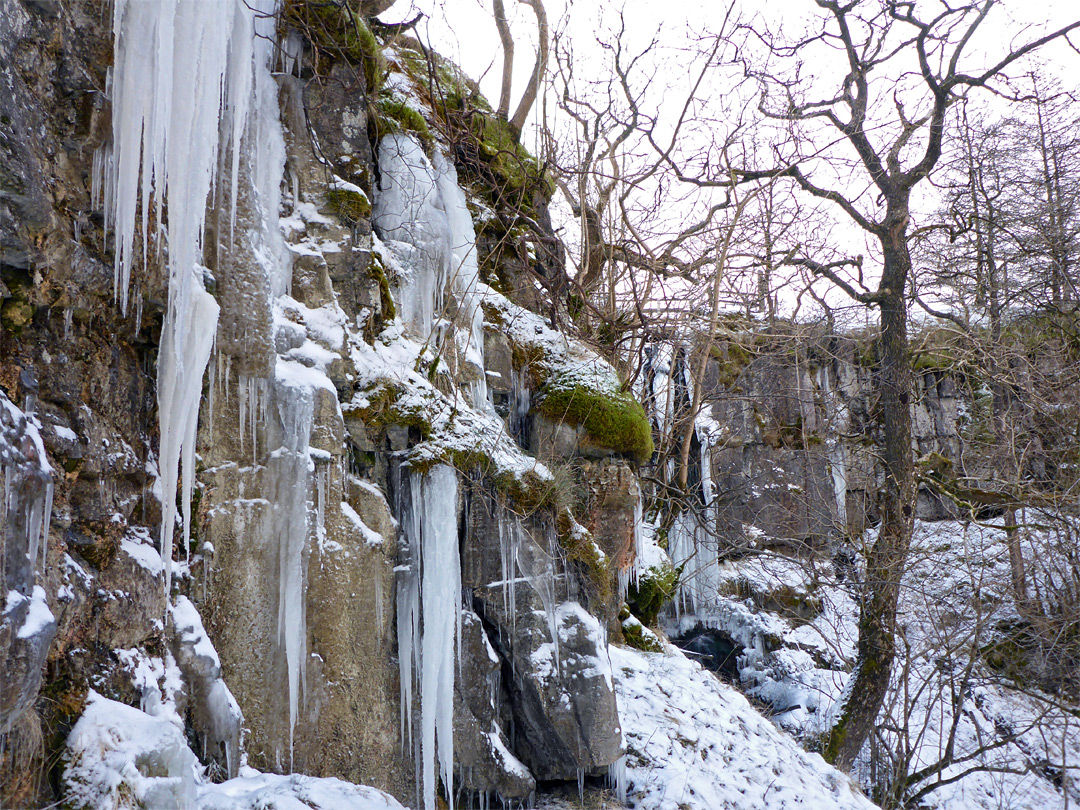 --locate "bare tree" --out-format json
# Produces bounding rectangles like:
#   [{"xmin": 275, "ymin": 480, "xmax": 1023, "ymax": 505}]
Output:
[
  {"xmin": 492, "ymin": 0, "xmax": 549, "ymax": 137},
  {"xmin": 738, "ymin": 0, "xmax": 1080, "ymax": 770}
]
